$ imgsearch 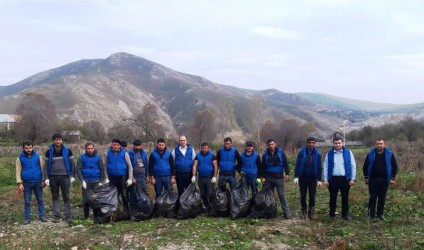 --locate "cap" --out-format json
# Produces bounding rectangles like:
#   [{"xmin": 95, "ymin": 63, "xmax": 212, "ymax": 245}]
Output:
[
  {"xmin": 245, "ymin": 141, "xmax": 255, "ymax": 146},
  {"xmin": 51, "ymin": 133, "xmax": 62, "ymax": 140}
]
